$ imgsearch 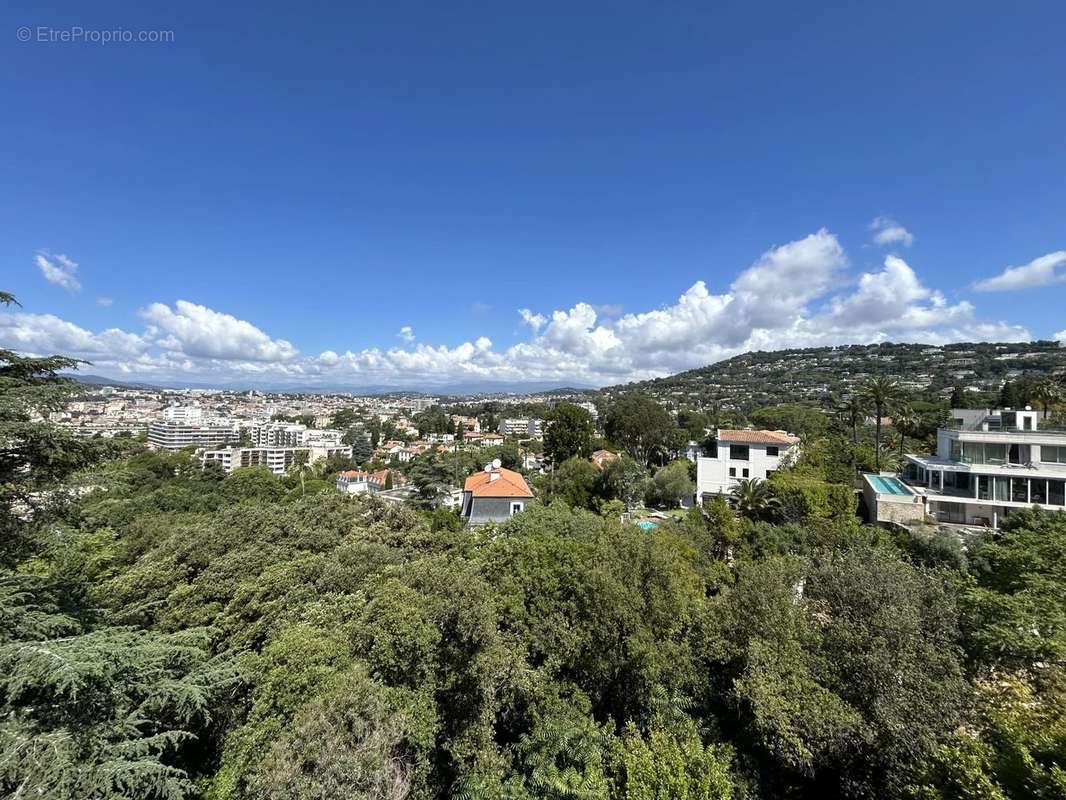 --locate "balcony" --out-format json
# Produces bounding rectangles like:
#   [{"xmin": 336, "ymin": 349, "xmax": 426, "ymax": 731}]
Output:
[{"xmin": 944, "ymin": 422, "xmax": 1066, "ymax": 436}]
